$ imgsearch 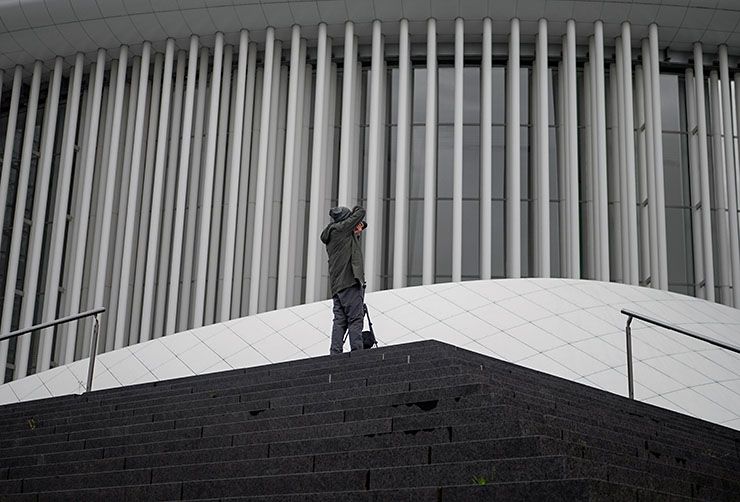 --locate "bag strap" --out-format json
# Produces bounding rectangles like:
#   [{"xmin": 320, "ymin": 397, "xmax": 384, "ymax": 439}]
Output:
[{"xmin": 343, "ymin": 304, "xmax": 374, "ymax": 345}]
